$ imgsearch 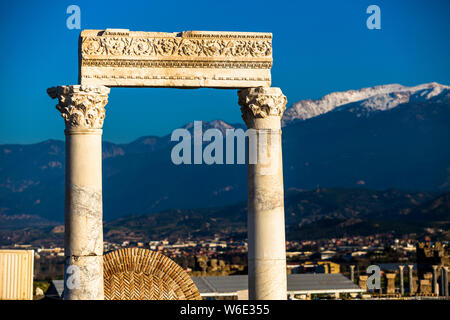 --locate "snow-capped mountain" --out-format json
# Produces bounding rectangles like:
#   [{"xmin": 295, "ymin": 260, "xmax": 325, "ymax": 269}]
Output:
[
  {"xmin": 183, "ymin": 119, "xmax": 244, "ymax": 134},
  {"xmin": 282, "ymin": 82, "xmax": 450, "ymax": 126},
  {"xmin": 2, "ymin": 83, "xmax": 449, "ymax": 223}
]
